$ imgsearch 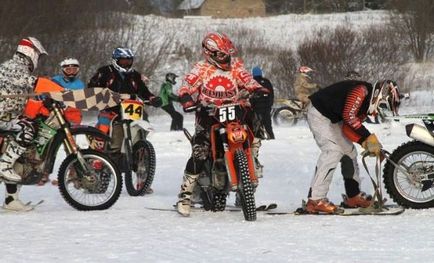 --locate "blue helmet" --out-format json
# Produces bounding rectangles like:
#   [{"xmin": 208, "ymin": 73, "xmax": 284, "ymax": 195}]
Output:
[
  {"xmin": 252, "ymin": 66, "xmax": 263, "ymax": 77},
  {"xmin": 112, "ymin": 47, "xmax": 134, "ymax": 73}
]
